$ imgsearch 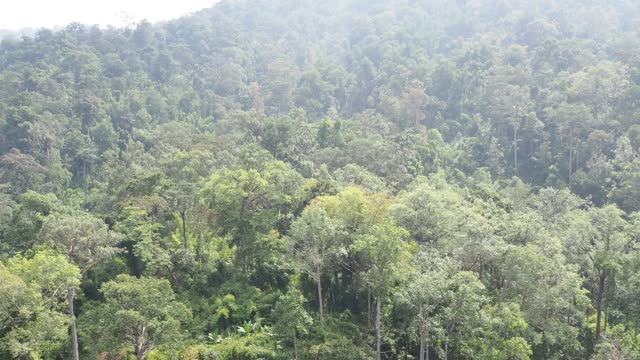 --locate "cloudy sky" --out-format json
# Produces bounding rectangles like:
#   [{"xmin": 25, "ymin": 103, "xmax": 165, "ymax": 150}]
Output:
[{"xmin": 0, "ymin": 0, "xmax": 218, "ymax": 30}]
